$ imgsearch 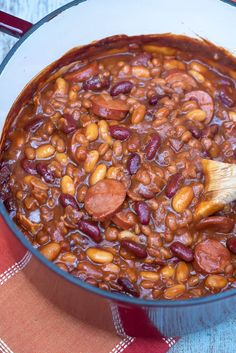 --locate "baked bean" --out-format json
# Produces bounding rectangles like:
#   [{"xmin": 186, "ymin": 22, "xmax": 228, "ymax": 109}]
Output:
[
  {"xmin": 61, "ymin": 175, "xmax": 75, "ymax": 195},
  {"xmin": 205, "ymin": 275, "xmax": 227, "ymax": 290},
  {"xmin": 77, "ymin": 185, "xmax": 88, "ymax": 203},
  {"xmin": 98, "ymin": 120, "xmax": 113, "ymax": 145},
  {"xmin": 24, "ymin": 147, "xmax": 36, "ymax": 160},
  {"xmin": 89, "ymin": 164, "xmax": 107, "ymax": 185},
  {"xmin": 85, "ymin": 123, "xmax": 99, "ymax": 141},
  {"xmin": 86, "ymin": 248, "xmax": 114, "ymax": 264},
  {"xmin": 176, "ymin": 262, "xmax": 190, "ymax": 283},
  {"xmin": 164, "ymin": 284, "xmax": 186, "ymax": 299},
  {"xmin": 132, "ymin": 66, "xmax": 150, "ymax": 78},
  {"xmin": 118, "ymin": 230, "xmax": 137, "ymax": 241},
  {"xmin": 160, "ymin": 265, "xmax": 175, "ymax": 279},
  {"xmin": 39, "ymin": 242, "xmax": 61, "ymax": 261},
  {"xmin": 36, "ymin": 144, "xmax": 55, "ymax": 159},
  {"xmin": 186, "ymin": 109, "xmax": 206, "ymax": 122},
  {"xmin": 84, "ymin": 150, "xmax": 99, "ymax": 173},
  {"xmin": 188, "ymin": 70, "xmax": 205, "ymax": 83},
  {"xmin": 131, "ymin": 105, "xmax": 146, "ymax": 124},
  {"xmin": 104, "ymin": 227, "xmax": 119, "ymax": 242},
  {"xmin": 172, "ymin": 186, "xmax": 194, "ymax": 213}
]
